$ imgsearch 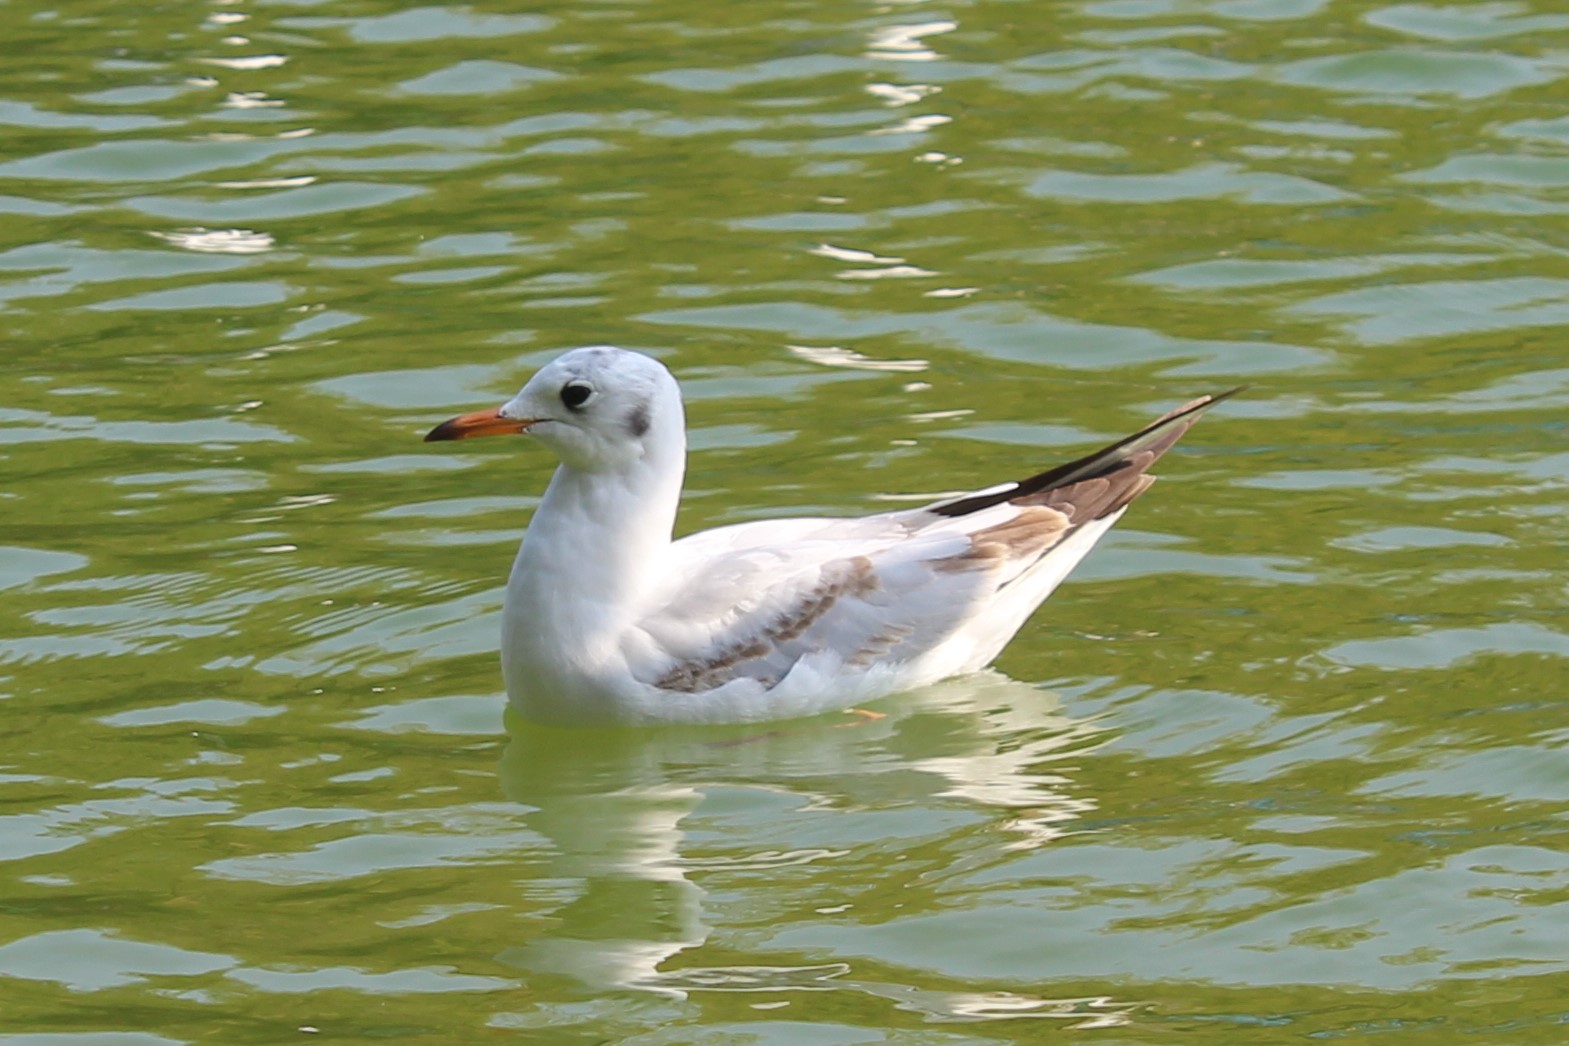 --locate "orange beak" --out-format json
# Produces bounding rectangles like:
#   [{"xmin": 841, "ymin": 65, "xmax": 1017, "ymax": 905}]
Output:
[{"xmin": 424, "ymin": 407, "xmax": 536, "ymax": 442}]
